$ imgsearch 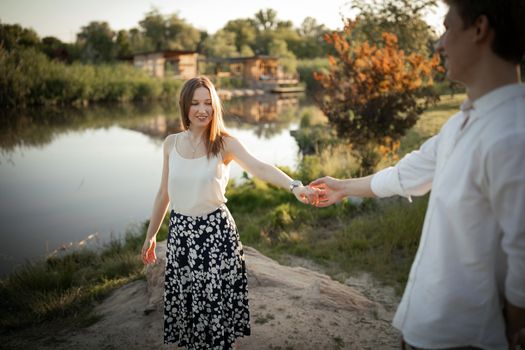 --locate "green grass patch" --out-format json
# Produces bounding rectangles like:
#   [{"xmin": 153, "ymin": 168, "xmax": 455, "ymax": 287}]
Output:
[
  {"xmin": 228, "ymin": 174, "xmax": 428, "ymax": 294},
  {"xmin": 0, "ymin": 221, "xmax": 162, "ymax": 332}
]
